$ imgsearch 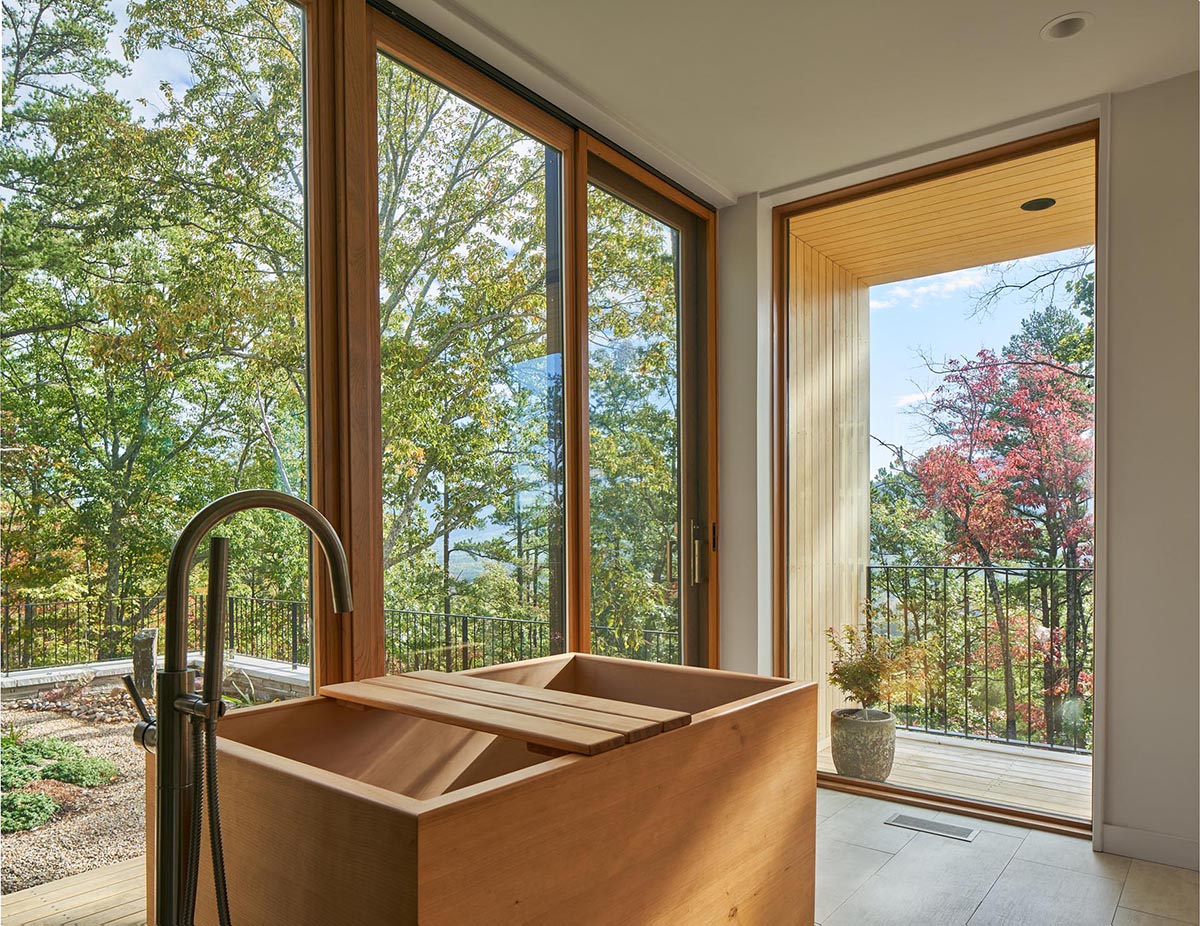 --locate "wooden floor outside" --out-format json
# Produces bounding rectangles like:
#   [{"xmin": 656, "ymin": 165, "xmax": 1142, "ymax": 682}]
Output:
[
  {"xmin": 1, "ymin": 857, "xmax": 145, "ymax": 926},
  {"xmin": 818, "ymin": 729, "xmax": 1092, "ymax": 820}
]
